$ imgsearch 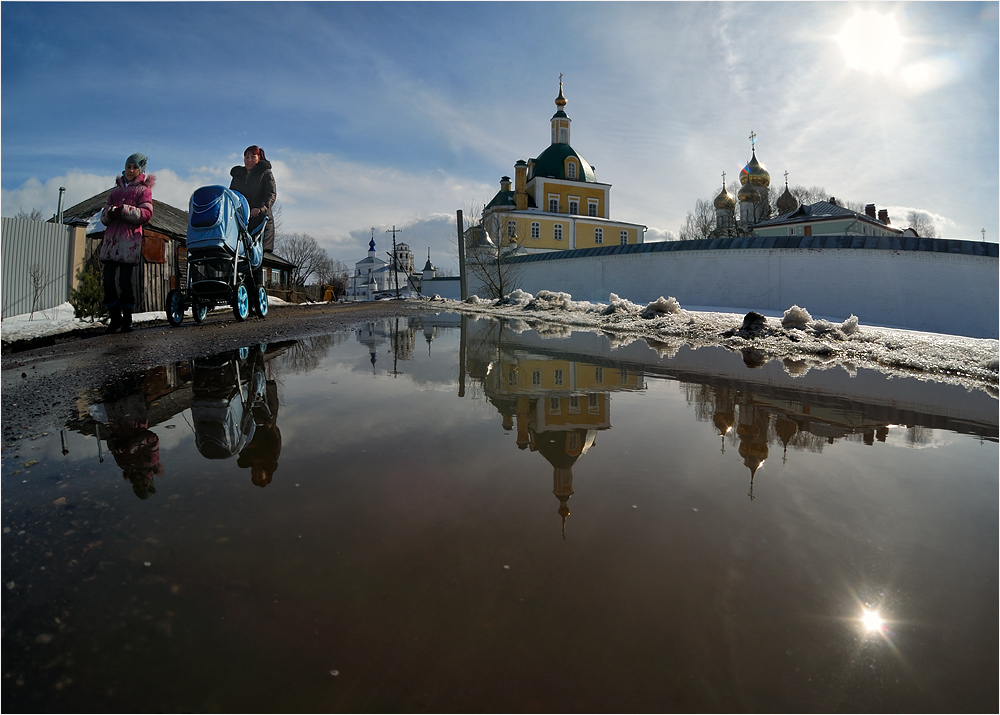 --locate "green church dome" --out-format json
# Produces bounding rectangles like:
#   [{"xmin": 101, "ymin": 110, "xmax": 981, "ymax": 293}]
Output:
[{"xmin": 530, "ymin": 143, "xmax": 597, "ymax": 183}]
